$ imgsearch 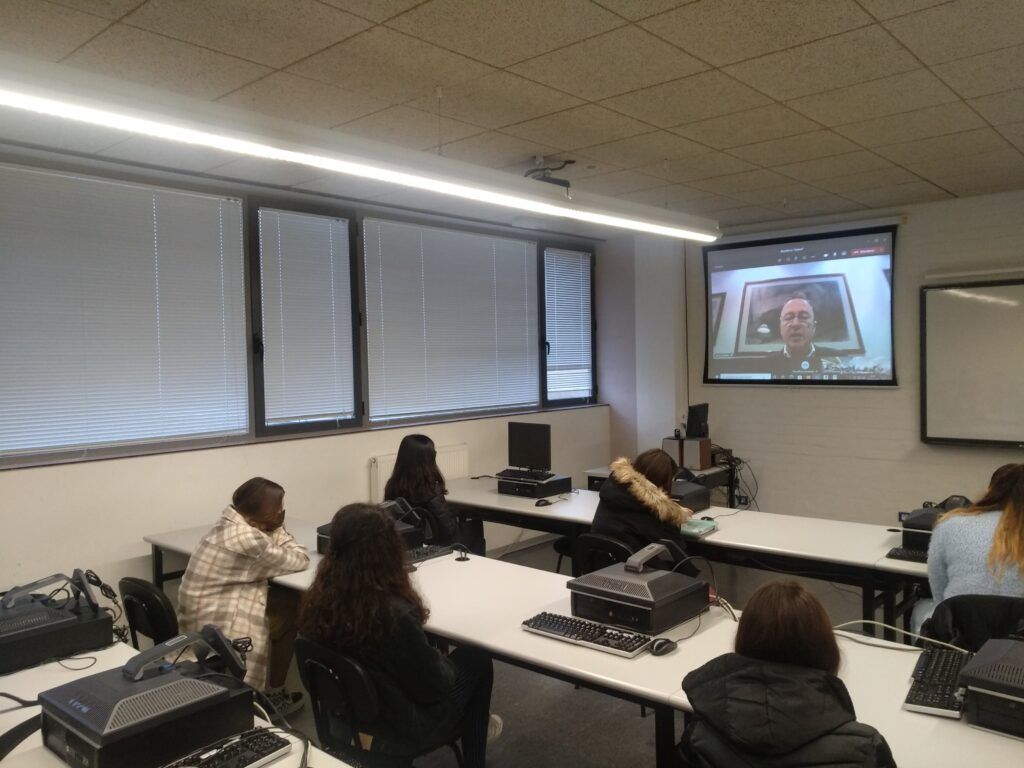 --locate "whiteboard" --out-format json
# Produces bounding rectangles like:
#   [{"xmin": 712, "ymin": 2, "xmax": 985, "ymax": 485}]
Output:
[{"xmin": 922, "ymin": 281, "xmax": 1024, "ymax": 446}]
